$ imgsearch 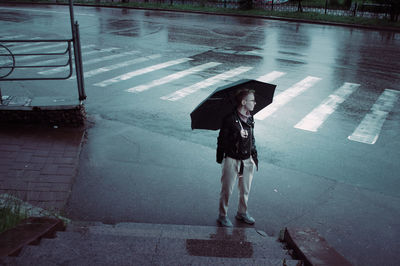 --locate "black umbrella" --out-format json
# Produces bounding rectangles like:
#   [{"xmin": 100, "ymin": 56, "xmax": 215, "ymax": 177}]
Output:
[{"xmin": 190, "ymin": 79, "xmax": 276, "ymax": 130}]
